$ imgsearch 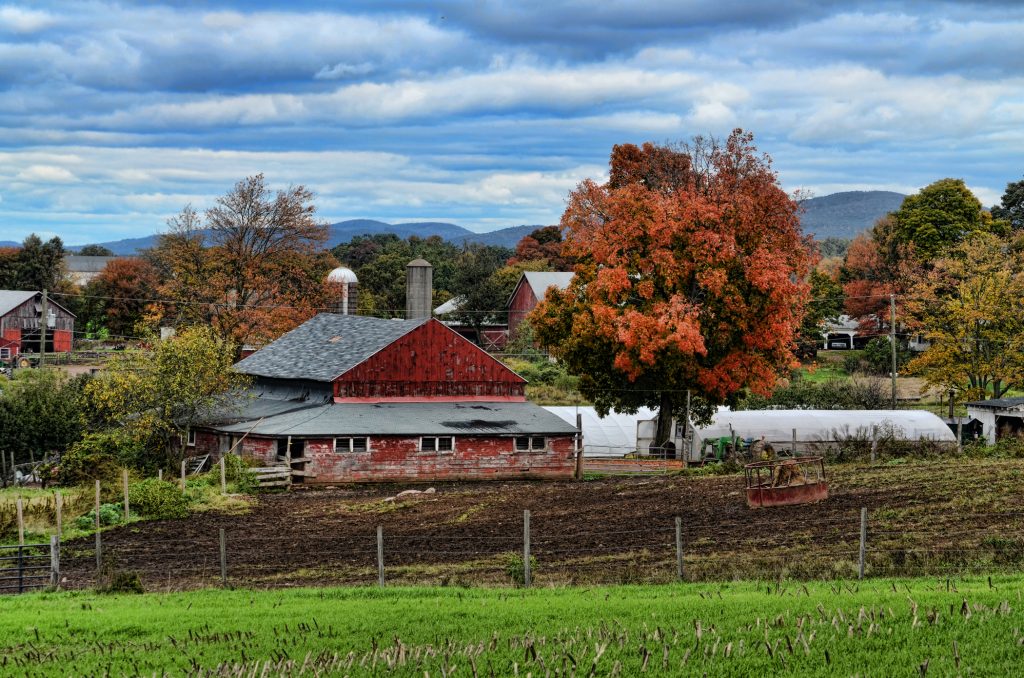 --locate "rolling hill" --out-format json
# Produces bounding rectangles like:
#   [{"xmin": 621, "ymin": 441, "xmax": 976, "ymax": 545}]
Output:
[
  {"xmin": 13, "ymin": 190, "xmax": 906, "ymax": 255},
  {"xmin": 799, "ymin": 190, "xmax": 906, "ymax": 239}
]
